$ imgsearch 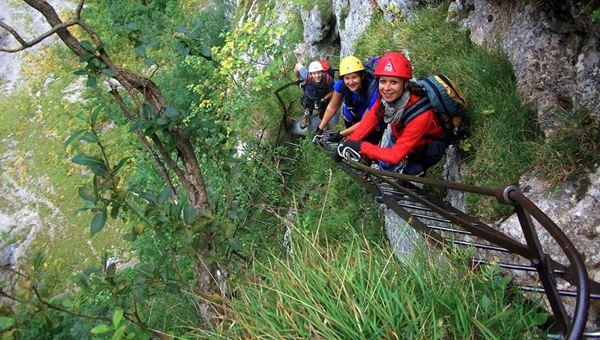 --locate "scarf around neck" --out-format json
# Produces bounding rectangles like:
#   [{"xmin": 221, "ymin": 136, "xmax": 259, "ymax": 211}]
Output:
[{"xmin": 381, "ymin": 90, "xmax": 411, "ymax": 125}]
